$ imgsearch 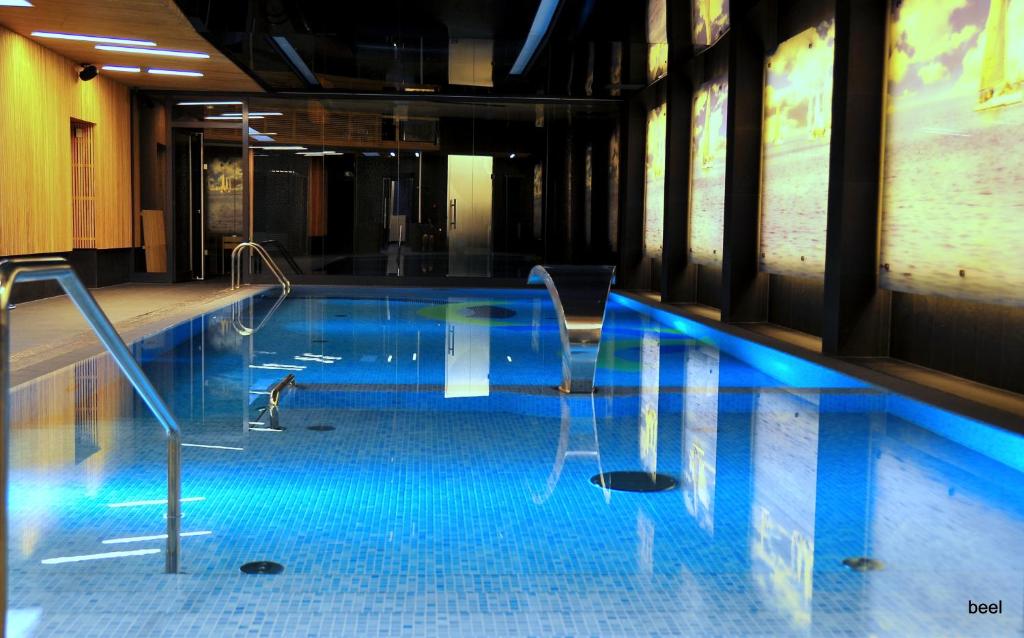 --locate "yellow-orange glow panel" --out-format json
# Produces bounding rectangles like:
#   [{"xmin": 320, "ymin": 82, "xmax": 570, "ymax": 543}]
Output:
[
  {"xmin": 880, "ymin": 0, "xmax": 1024, "ymax": 306},
  {"xmin": 689, "ymin": 77, "xmax": 728, "ymax": 266},
  {"xmin": 760, "ymin": 20, "xmax": 835, "ymax": 278},
  {"xmin": 647, "ymin": 0, "xmax": 668, "ymax": 83},
  {"xmin": 692, "ymin": 0, "xmax": 730, "ymax": 49},
  {"xmin": 644, "ymin": 102, "xmax": 667, "ymax": 259}
]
